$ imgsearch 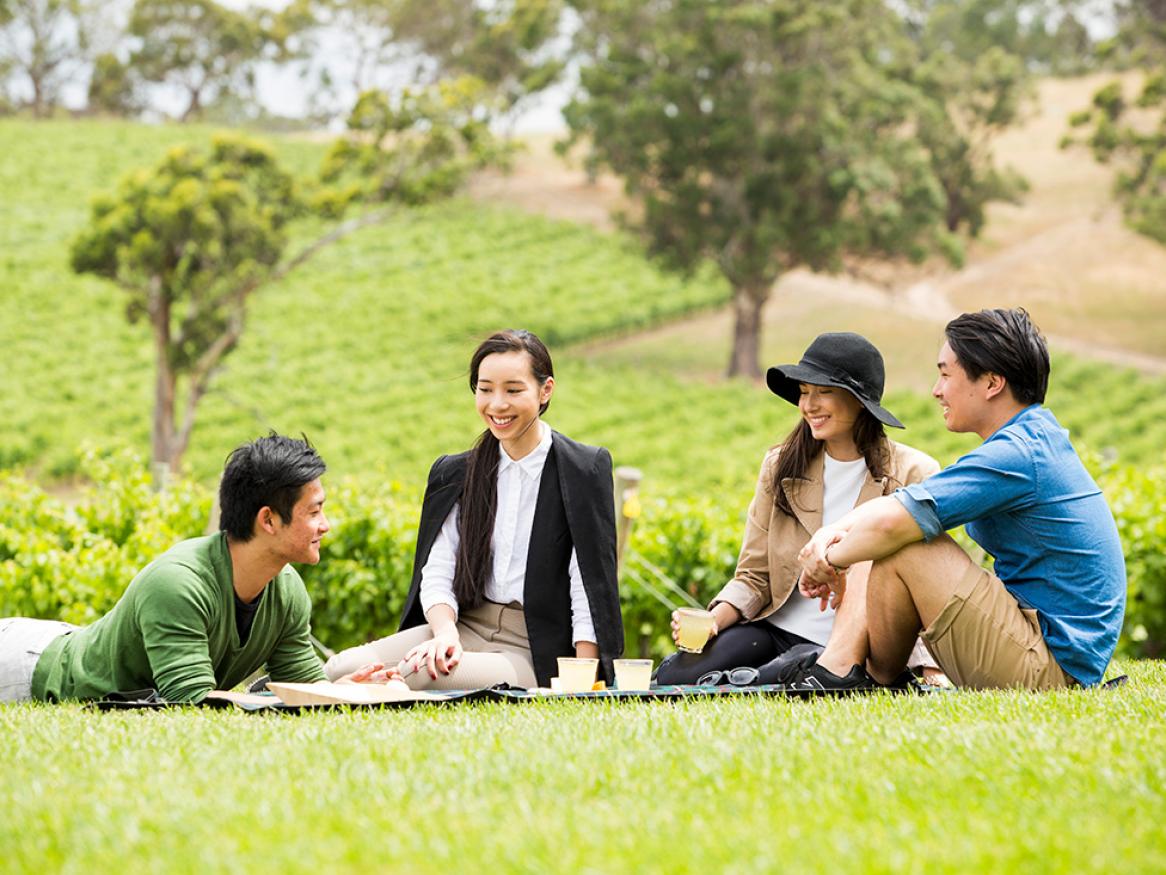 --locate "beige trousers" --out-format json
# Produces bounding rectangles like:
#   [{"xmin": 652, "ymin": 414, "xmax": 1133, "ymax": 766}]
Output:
[
  {"xmin": 921, "ymin": 562, "xmax": 1073, "ymax": 690},
  {"xmin": 323, "ymin": 601, "xmax": 537, "ymax": 690}
]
